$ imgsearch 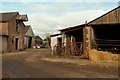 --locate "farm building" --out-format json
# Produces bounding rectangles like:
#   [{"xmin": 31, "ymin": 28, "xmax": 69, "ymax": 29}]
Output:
[
  {"xmin": 59, "ymin": 24, "xmax": 85, "ymax": 56},
  {"xmin": 50, "ymin": 33, "xmax": 61, "ymax": 55},
  {"xmin": 24, "ymin": 25, "xmax": 35, "ymax": 49},
  {"xmin": 88, "ymin": 6, "xmax": 120, "ymax": 54},
  {"xmin": 0, "ymin": 12, "xmax": 28, "ymax": 53},
  {"xmin": 34, "ymin": 36, "xmax": 43, "ymax": 48},
  {"xmin": 54, "ymin": 6, "xmax": 120, "ymax": 58}
]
